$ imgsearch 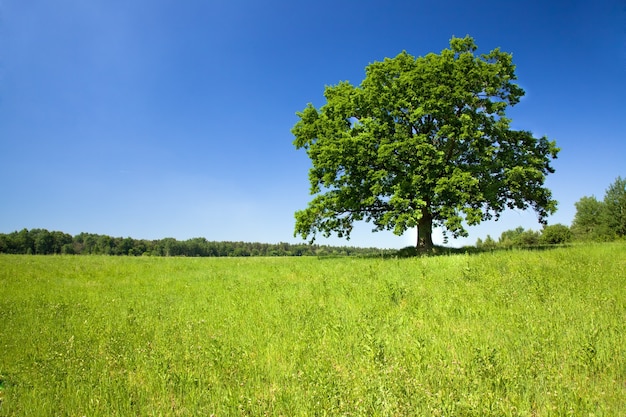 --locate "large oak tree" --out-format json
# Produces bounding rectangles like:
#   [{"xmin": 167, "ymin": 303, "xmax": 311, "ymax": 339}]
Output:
[{"xmin": 292, "ymin": 36, "xmax": 559, "ymax": 249}]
